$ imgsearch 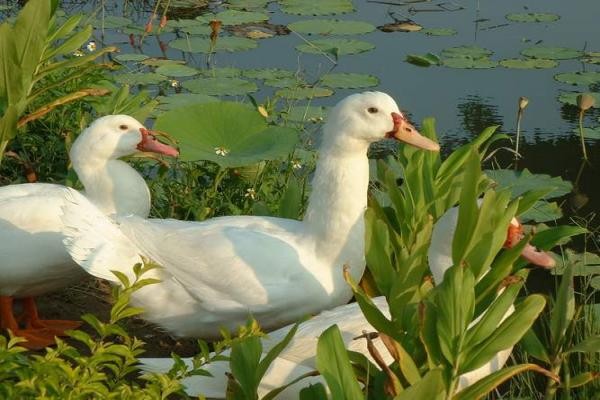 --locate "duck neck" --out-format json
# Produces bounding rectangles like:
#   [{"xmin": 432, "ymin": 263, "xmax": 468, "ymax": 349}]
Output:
[{"xmin": 72, "ymin": 155, "xmax": 151, "ymax": 217}]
